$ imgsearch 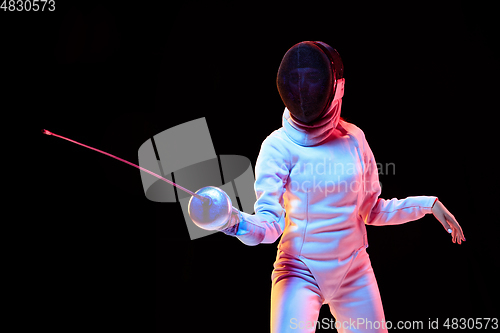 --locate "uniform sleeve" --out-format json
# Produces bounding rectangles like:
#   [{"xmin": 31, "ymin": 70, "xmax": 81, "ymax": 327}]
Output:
[
  {"xmin": 358, "ymin": 132, "xmax": 437, "ymax": 226},
  {"xmin": 236, "ymin": 135, "xmax": 289, "ymax": 244}
]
